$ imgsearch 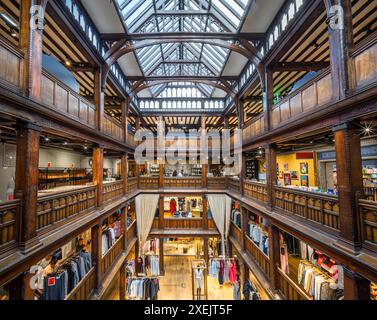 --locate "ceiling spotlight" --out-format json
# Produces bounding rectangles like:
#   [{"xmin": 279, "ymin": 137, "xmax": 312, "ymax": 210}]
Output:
[
  {"xmin": 84, "ymin": 146, "xmax": 88, "ymax": 150},
  {"xmin": 64, "ymin": 142, "xmax": 68, "ymax": 145},
  {"xmin": 44, "ymin": 137, "xmax": 49, "ymax": 142},
  {"xmin": 10, "ymin": 29, "xmax": 17, "ymax": 37},
  {"xmin": 65, "ymin": 60, "xmax": 72, "ymax": 67}
]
